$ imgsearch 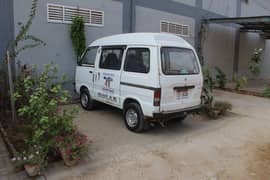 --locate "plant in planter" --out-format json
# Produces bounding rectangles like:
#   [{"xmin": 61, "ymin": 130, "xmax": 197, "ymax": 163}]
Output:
[
  {"xmin": 54, "ymin": 130, "xmax": 91, "ymax": 166},
  {"xmin": 13, "ymin": 64, "xmax": 81, "ymax": 171},
  {"xmin": 215, "ymin": 67, "xmax": 227, "ymax": 89},
  {"xmin": 203, "ymin": 100, "xmax": 232, "ymax": 119},
  {"xmin": 12, "ymin": 145, "xmax": 47, "ymax": 177}
]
